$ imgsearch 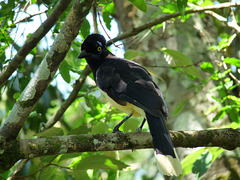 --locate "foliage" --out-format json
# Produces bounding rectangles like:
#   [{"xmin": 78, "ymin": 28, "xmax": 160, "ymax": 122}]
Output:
[{"xmin": 0, "ymin": 0, "xmax": 240, "ymax": 179}]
